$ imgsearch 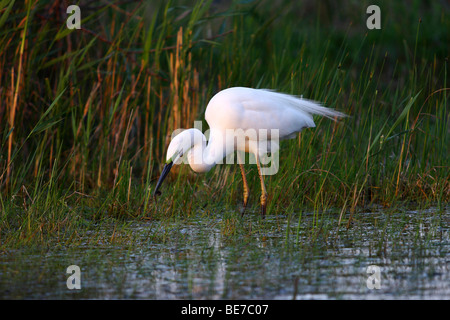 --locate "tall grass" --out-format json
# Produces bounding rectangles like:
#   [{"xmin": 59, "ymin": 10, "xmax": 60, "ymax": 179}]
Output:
[{"xmin": 0, "ymin": 0, "xmax": 448, "ymax": 247}]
